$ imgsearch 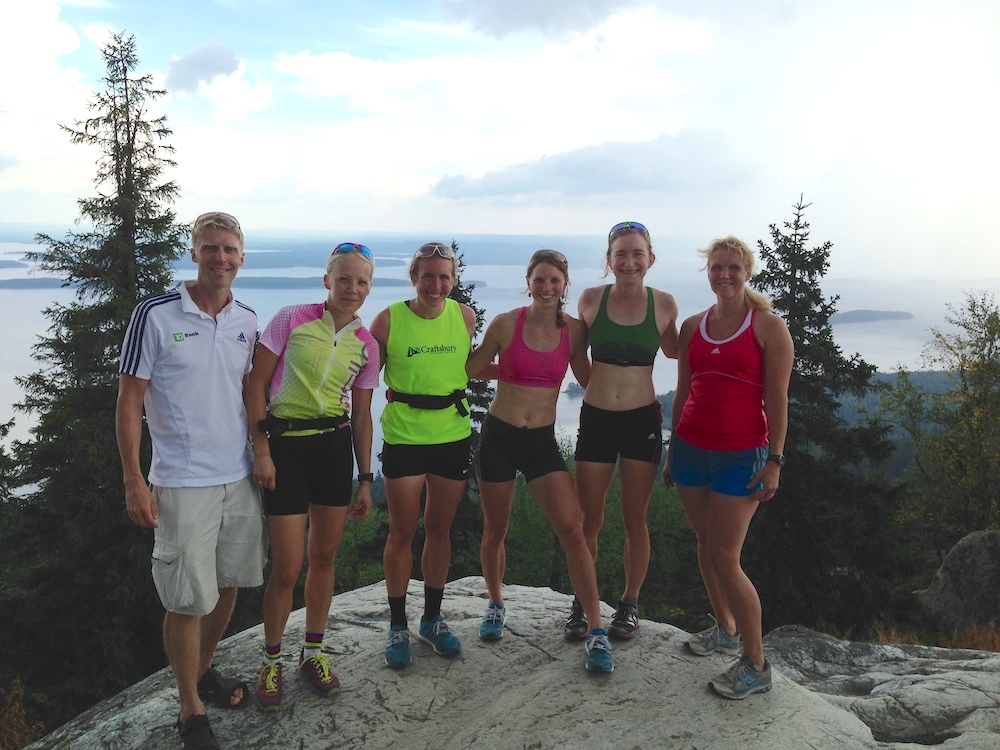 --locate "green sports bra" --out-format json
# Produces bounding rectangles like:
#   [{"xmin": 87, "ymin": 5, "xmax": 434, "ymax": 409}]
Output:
[{"xmin": 588, "ymin": 286, "xmax": 660, "ymax": 367}]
